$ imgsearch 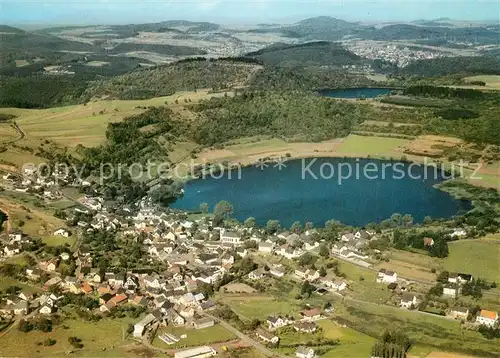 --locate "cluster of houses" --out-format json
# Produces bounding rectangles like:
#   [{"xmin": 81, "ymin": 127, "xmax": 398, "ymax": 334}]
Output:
[
  {"xmin": 2, "ymin": 230, "xmax": 32, "ymax": 257},
  {"xmin": 443, "ymin": 272, "xmax": 473, "ymax": 298},
  {"xmin": 0, "ymin": 291, "xmax": 61, "ymax": 317},
  {"xmin": 1, "ymin": 166, "xmax": 496, "ymax": 356},
  {"xmin": 255, "ymin": 307, "xmax": 324, "ymax": 344},
  {"xmin": 2, "ymin": 166, "xmax": 70, "ymax": 200},
  {"xmin": 331, "ymin": 230, "xmax": 376, "ymax": 262}
]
